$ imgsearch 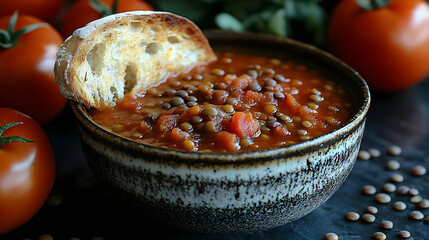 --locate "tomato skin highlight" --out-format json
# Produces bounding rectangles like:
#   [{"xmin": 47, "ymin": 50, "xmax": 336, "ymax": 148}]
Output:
[
  {"xmin": 328, "ymin": 0, "xmax": 429, "ymax": 92},
  {"xmin": 60, "ymin": 0, "xmax": 155, "ymax": 39},
  {"xmin": 0, "ymin": 14, "xmax": 66, "ymax": 125},
  {"xmin": 0, "ymin": 108, "xmax": 55, "ymax": 234}
]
